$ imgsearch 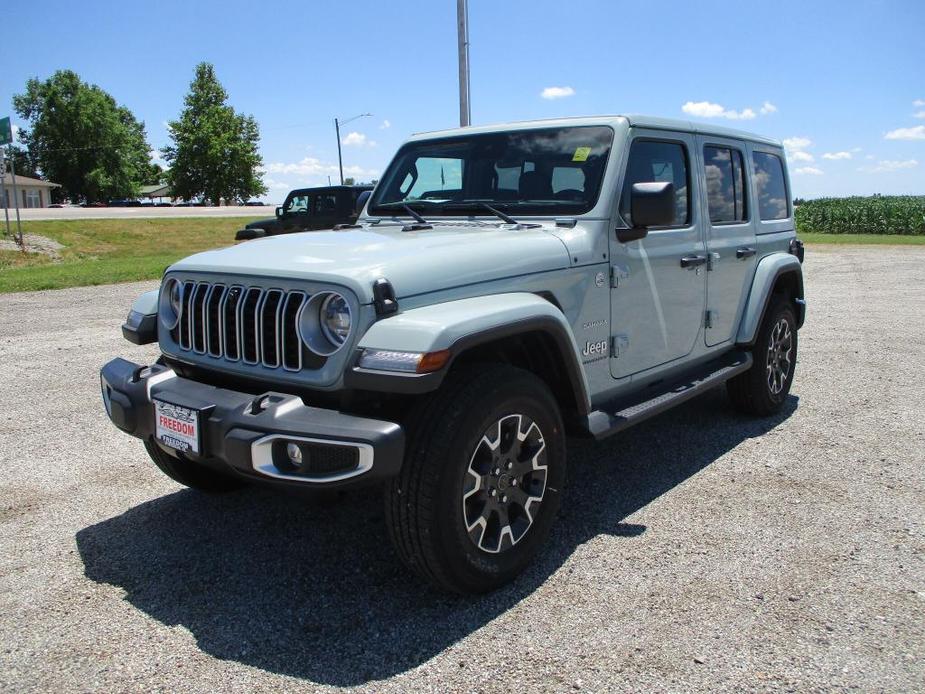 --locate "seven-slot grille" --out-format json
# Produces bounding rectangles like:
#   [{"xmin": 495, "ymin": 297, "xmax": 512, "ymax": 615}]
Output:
[{"xmin": 172, "ymin": 281, "xmax": 308, "ymax": 371}]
